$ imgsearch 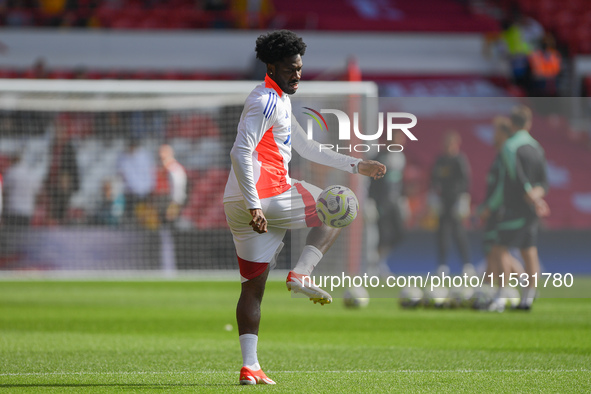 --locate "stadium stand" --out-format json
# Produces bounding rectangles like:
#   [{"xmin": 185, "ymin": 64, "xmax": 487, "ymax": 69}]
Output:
[
  {"xmin": 509, "ymin": 0, "xmax": 591, "ymax": 55},
  {"xmin": 0, "ymin": 0, "xmax": 498, "ymax": 32}
]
